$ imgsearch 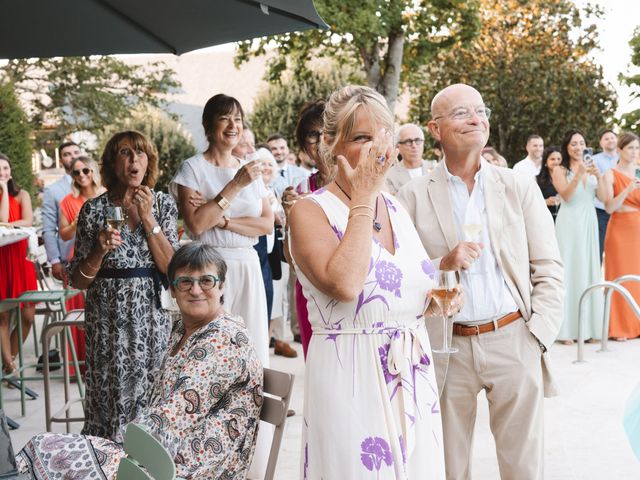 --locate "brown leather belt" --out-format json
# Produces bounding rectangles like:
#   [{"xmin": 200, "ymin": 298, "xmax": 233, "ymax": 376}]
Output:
[{"xmin": 452, "ymin": 311, "xmax": 522, "ymax": 336}]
